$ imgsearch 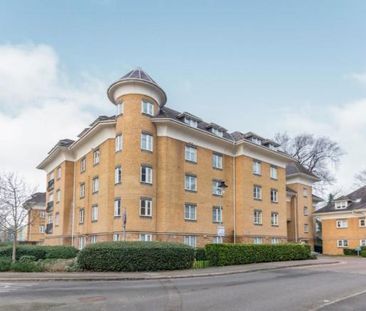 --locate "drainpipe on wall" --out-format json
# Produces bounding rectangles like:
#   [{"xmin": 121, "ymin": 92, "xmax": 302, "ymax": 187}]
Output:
[
  {"xmin": 232, "ymin": 142, "xmax": 237, "ymax": 244},
  {"xmin": 71, "ymin": 162, "xmax": 76, "ymax": 247},
  {"xmin": 294, "ymin": 194, "xmax": 298, "ymax": 243}
]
